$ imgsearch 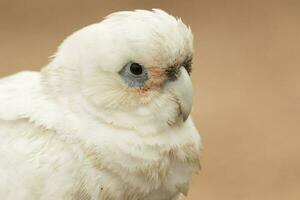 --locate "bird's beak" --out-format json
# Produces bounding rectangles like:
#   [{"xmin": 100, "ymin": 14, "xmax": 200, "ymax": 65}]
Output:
[{"xmin": 165, "ymin": 67, "xmax": 193, "ymax": 121}]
